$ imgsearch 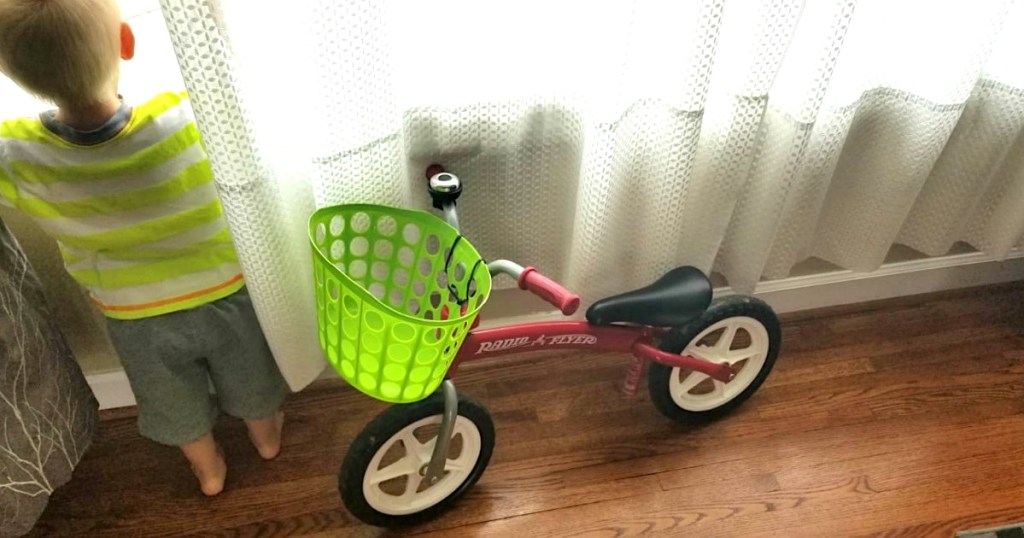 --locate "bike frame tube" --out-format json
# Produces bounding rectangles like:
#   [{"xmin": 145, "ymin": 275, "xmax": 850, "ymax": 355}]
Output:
[
  {"xmin": 421, "ymin": 167, "xmax": 731, "ymax": 477},
  {"xmin": 632, "ymin": 342, "xmax": 735, "ymax": 382},
  {"xmin": 455, "ymin": 322, "xmax": 645, "ymax": 365},
  {"xmin": 430, "ymin": 168, "xmax": 732, "ymax": 383},
  {"xmin": 448, "ymin": 321, "xmax": 734, "ymax": 382}
]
